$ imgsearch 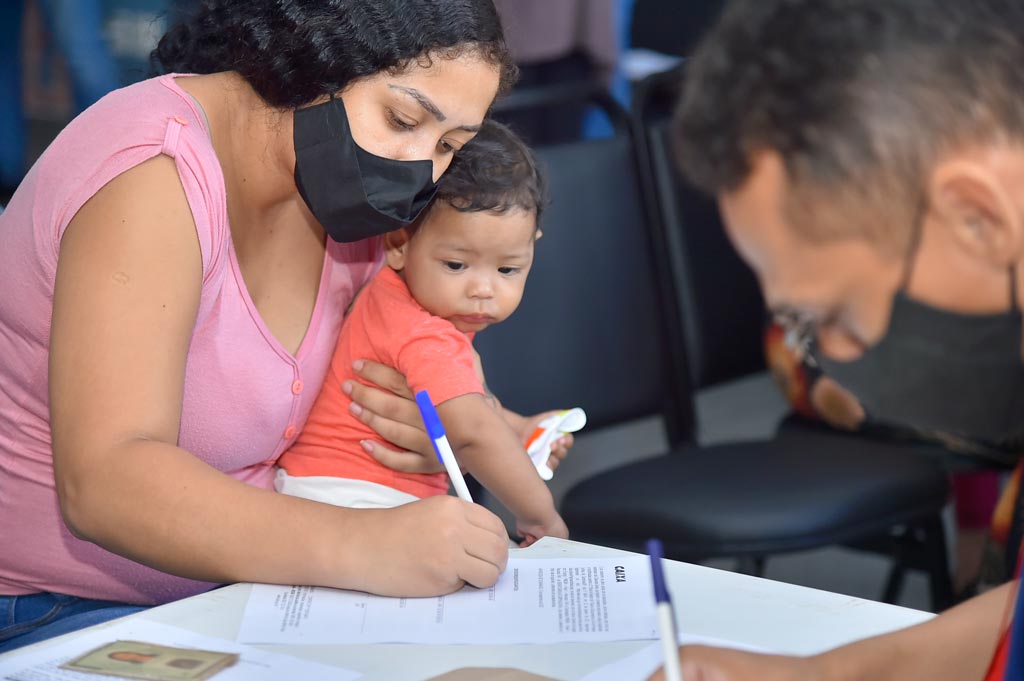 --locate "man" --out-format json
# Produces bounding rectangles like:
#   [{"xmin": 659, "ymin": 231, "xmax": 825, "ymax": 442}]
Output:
[{"xmin": 655, "ymin": 0, "xmax": 1024, "ymax": 678}]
